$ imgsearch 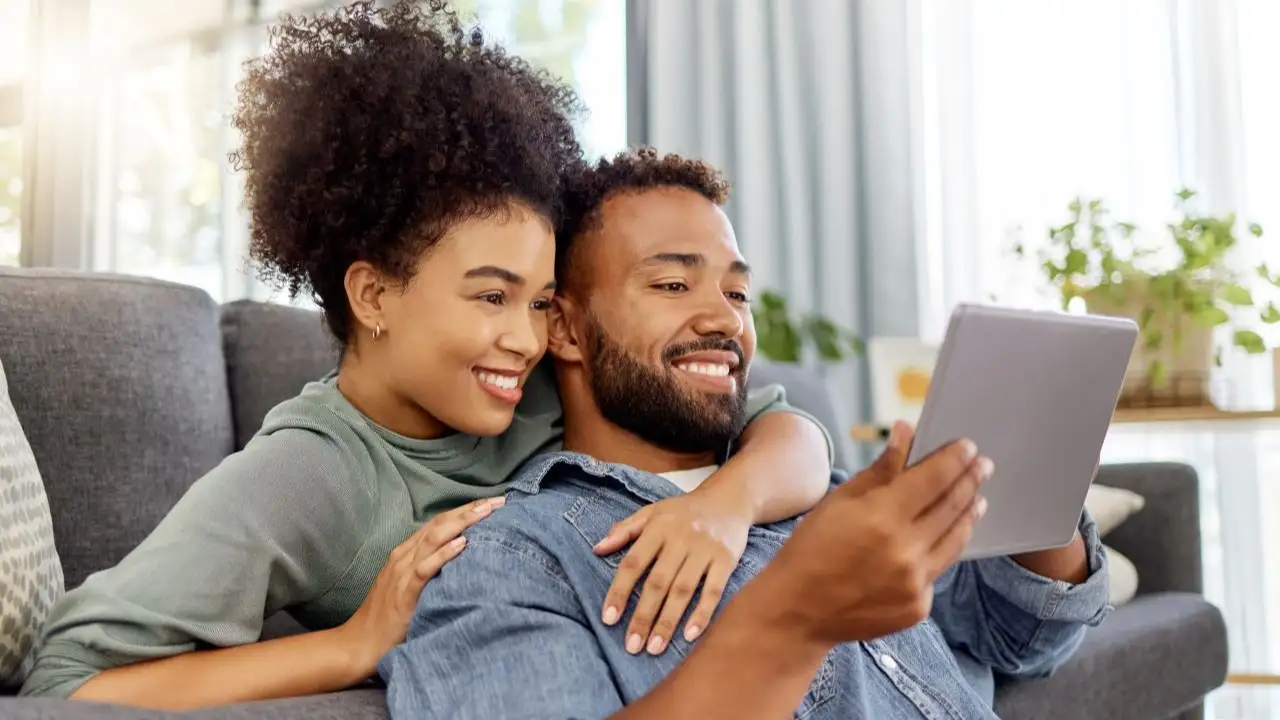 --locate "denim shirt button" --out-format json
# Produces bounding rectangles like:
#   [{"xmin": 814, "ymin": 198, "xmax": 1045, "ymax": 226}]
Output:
[{"xmin": 878, "ymin": 653, "xmax": 899, "ymax": 672}]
